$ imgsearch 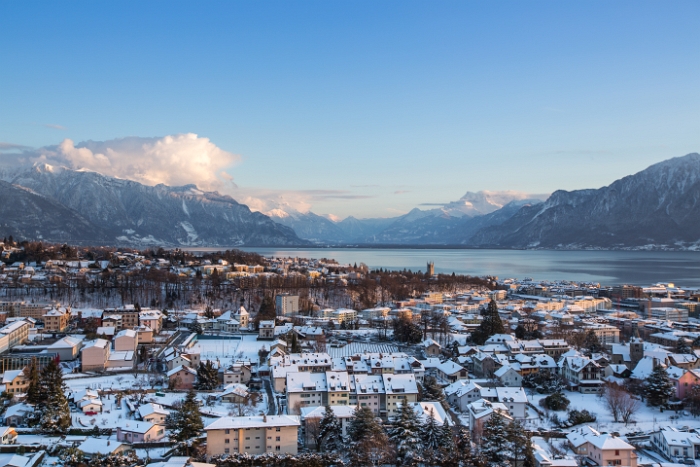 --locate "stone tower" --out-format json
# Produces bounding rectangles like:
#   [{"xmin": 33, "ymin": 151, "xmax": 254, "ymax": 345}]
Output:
[
  {"xmin": 427, "ymin": 261, "xmax": 435, "ymax": 276},
  {"xmin": 630, "ymin": 323, "xmax": 644, "ymax": 366}
]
